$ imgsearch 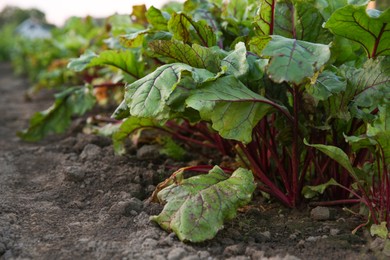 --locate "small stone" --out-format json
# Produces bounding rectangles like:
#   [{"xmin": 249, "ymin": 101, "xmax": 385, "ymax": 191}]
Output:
[
  {"xmin": 260, "ymin": 231, "xmax": 271, "ymax": 239},
  {"xmin": 330, "ymin": 228, "xmax": 340, "ymax": 236},
  {"xmin": 297, "ymin": 240, "xmax": 305, "ymax": 248},
  {"xmin": 63, "ymin": 165, "xmax": 85, "ymax": 182},
  {"xmin": 142, "ymin": 238, "xmax": 158, "ymax": 249},
  {"xmin": 109, "ymin": 201, "xmax": 129, "ymax": 215},
  {"xmin": 223, "ymin": 243, "xmax": 245, "ymax": 257},
  {"xmin": 136, "ymin": 145, "xmax": 160, "ymax": 160},
  {"xmin": 370, "ymin": 237, "xmax": 385, "ymax": 251},
  {"xmin": 80, "ymin": 144, "xmax": 101, "ymax": 160},
  {"xmin": 310, "ymin": 206, "xmax": 332, "ymax": 220},
  {"xmin": 197, "ymin": 251, "xmax": 210, "ymax": 259},
  {"xmin": 167, "ymin": 247, "xmax": 187, "ymax": 260},
  {"xmin": 245, "ymin": 247, "xmax": 265, "ymax": 259},
  {"xmin": 306, "ymin": 236, "xmax": 321, "ymax": 242}
]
